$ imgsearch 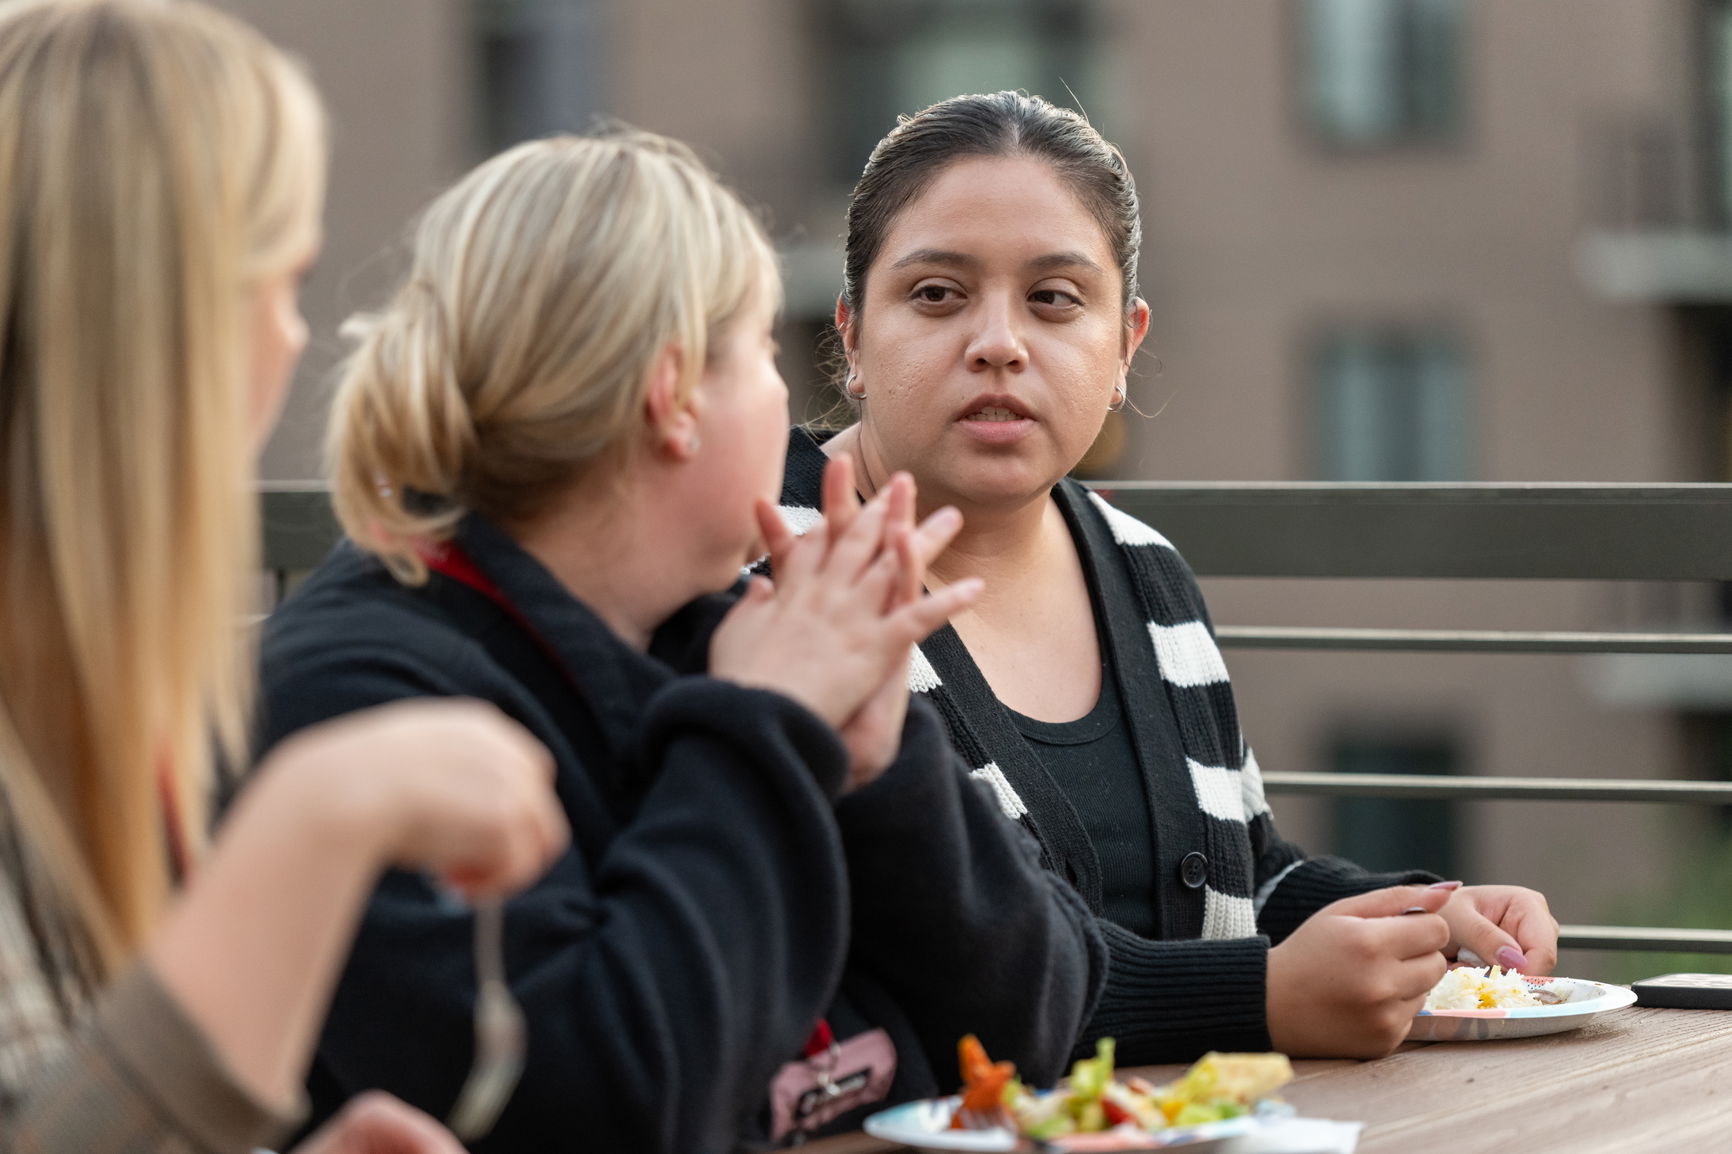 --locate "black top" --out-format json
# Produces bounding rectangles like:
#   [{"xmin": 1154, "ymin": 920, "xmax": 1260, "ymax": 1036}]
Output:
[
  {"xmin": 254, "ymin": 516, "xmax": 1104, "ymax": 1154},
  {"xmin": 1007, "ymin": 649, "xmax": 1158, "ymax": 939}
]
